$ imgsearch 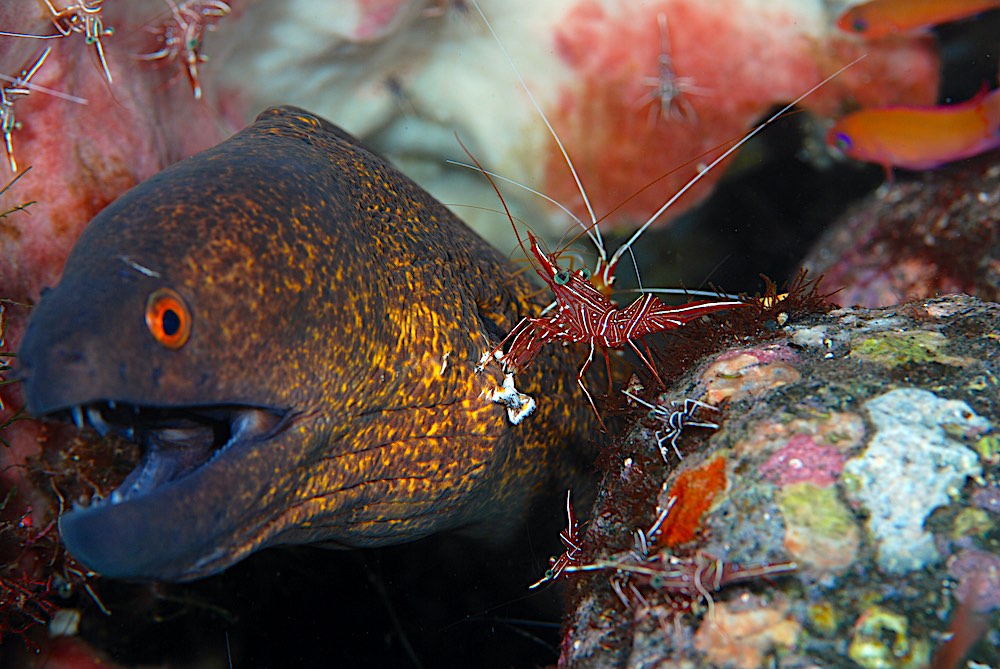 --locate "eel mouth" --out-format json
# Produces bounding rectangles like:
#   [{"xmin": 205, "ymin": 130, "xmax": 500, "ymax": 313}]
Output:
[{"xmin": 56, "ymin": 401, "xmax": 289, "ymax": 508}]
